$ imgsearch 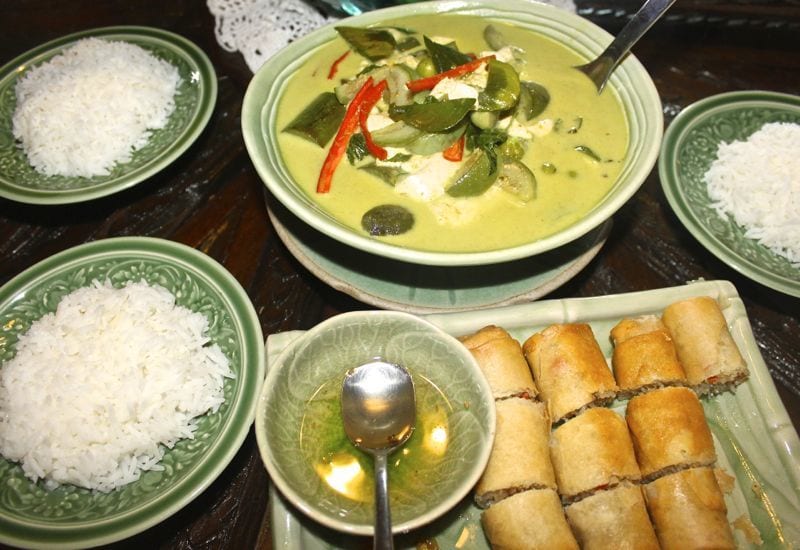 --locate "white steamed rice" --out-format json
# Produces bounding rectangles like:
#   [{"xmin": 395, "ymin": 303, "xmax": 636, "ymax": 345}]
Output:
[
  {"xmin": 704, "ymin": 121, "xmax": 800, "ymax": 266},
  {"xmin": 12, "ymin": 37, "xmax": 181, "ymax": 178},
  {"xmin": 0, "ymin": 280, "xmax": 233, "ymax": 492}
]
